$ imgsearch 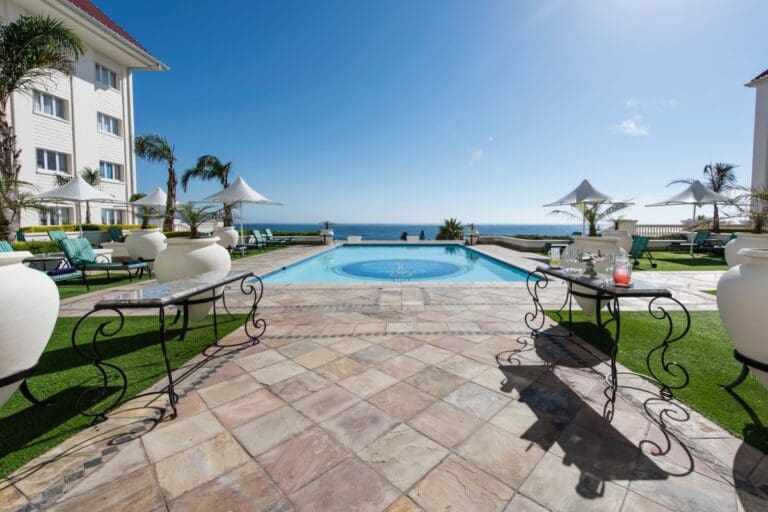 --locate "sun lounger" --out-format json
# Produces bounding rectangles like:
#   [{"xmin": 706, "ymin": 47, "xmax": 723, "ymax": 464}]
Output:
[{"xmin": 59, "ymin": 238, "xmax": 150, "ymax": 283}]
